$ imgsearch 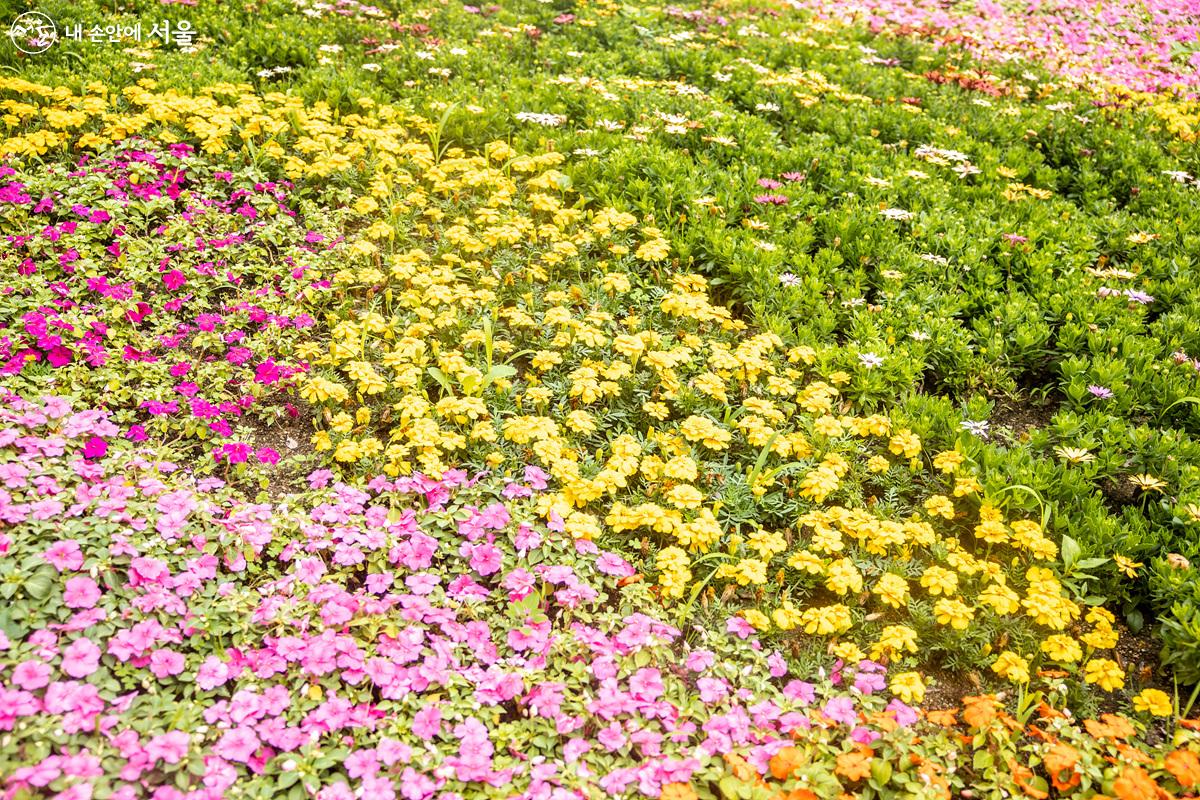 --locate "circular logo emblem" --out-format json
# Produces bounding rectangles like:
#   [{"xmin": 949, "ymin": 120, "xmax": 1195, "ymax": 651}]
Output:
[{"xmin": 8, "ymin": 11, "xmax": 57, "ymax": 54}]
